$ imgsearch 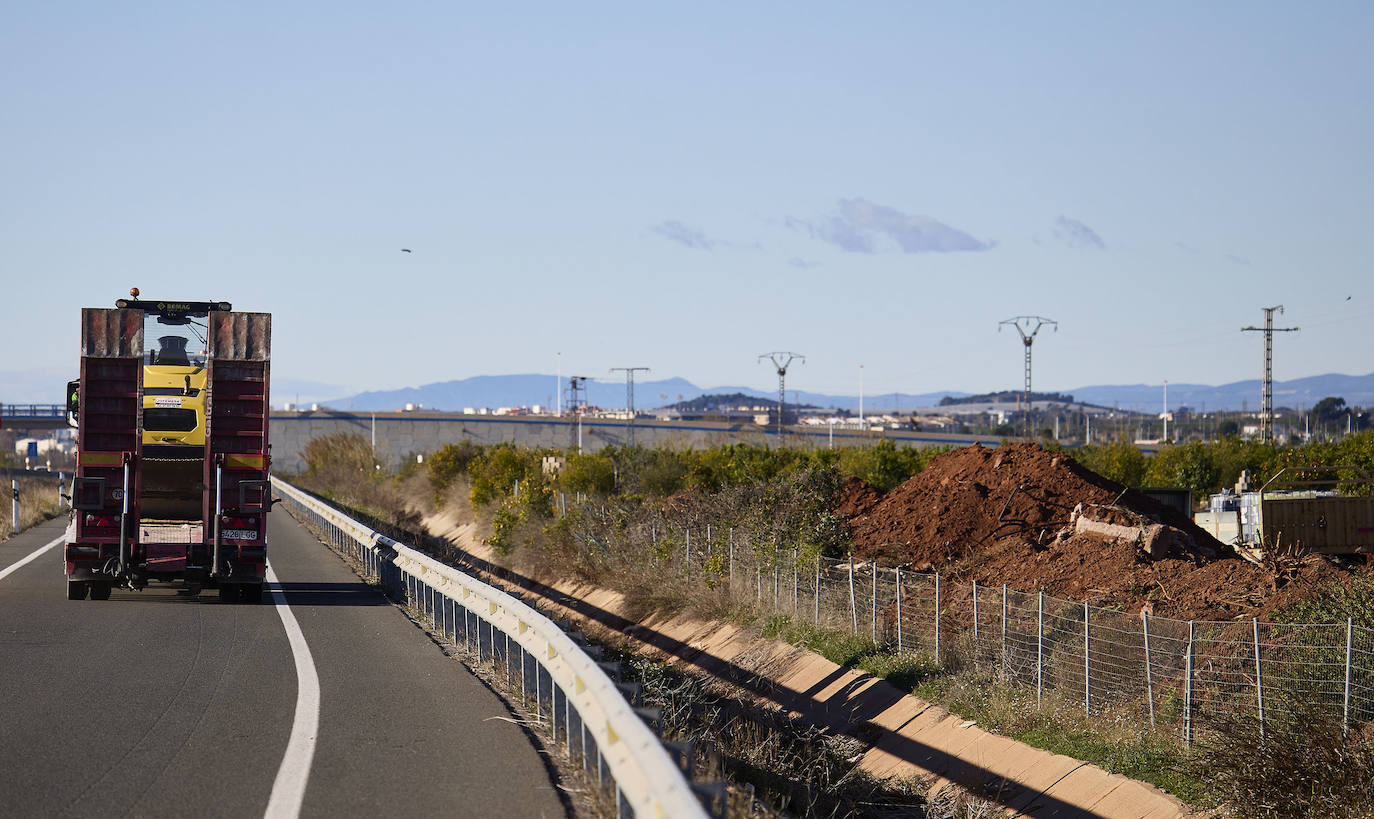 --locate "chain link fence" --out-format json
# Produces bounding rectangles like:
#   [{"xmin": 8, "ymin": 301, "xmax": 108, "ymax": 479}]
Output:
[{"xmin": 565, "ymin": 501, "xmax": 1372, "ymax": 746}]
